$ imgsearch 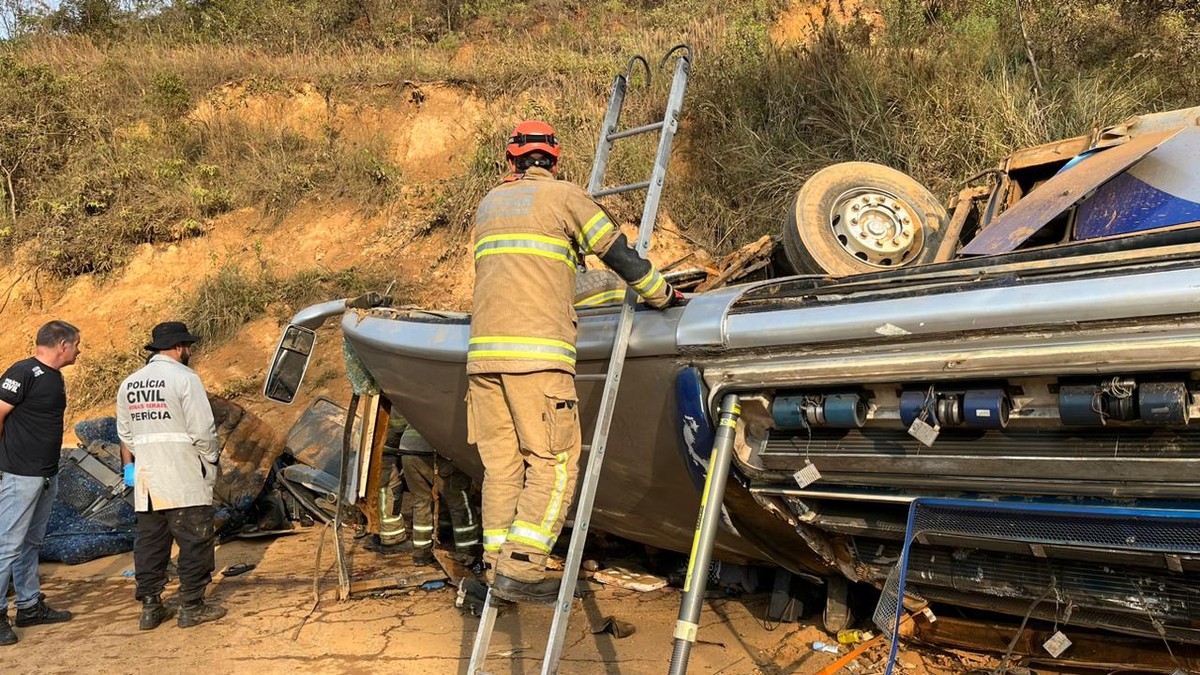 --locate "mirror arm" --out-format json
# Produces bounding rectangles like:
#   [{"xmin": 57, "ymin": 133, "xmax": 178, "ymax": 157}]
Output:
[{"xmin": 291, "ymin": 299, "xmax": 350, "ymax": 330}]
